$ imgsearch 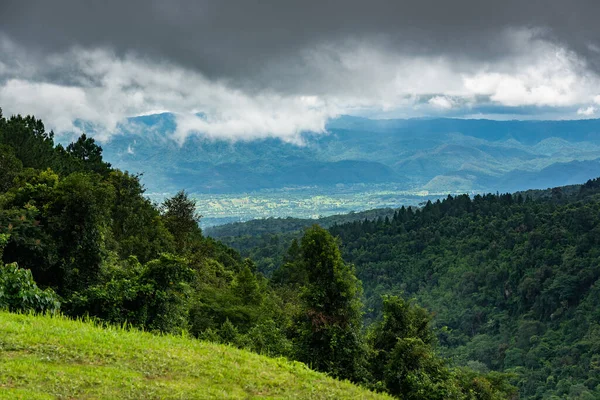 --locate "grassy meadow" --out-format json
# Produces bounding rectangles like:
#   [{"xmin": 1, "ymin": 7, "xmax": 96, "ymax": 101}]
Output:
[{"xmin": 0, "ymin": 312, "xmax": 390, "ymax": 399}]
